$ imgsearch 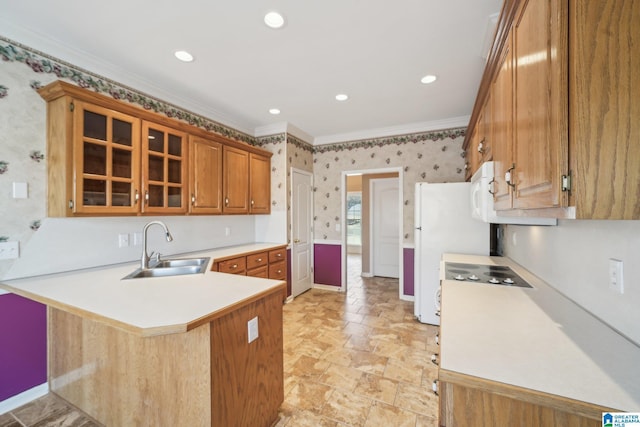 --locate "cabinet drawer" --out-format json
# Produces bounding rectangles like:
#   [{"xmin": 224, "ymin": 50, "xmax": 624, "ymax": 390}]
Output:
[
  {"xmin": 247, "ymin": 266, "xmax": 268, "ymax": 278},
  {"xmin": 269, "ymin": 261, "xmax": 286, "ymax": 280},
  {"xmin": 246, "ymin": 252, "xmax": 268, "ymax": 270},
  {"xmin": 217, "ymin": 256, "xmax": 246, "ymax": 274},
  {"xmin": 269, "ymin": 248, "xmax": 286, "ymax": 264}
]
